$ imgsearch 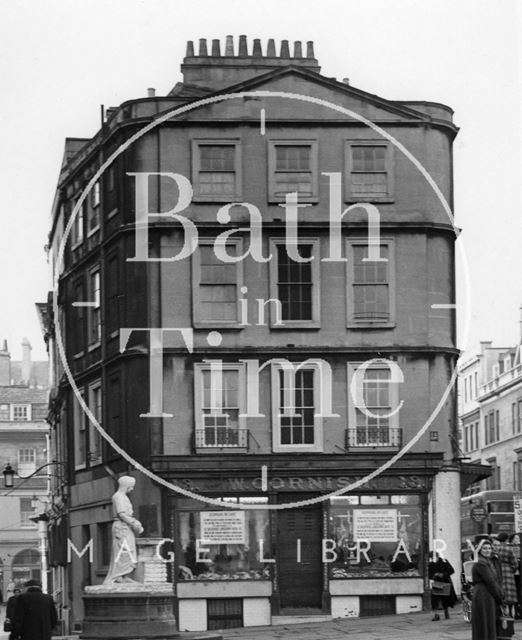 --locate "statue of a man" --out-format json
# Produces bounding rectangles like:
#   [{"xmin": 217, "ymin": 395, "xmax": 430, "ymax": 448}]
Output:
[{"xmin": 103, "ymin": 476, "xmax": 144, "ymax": 584}]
